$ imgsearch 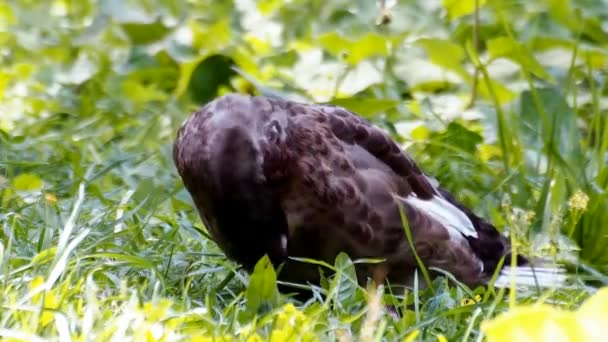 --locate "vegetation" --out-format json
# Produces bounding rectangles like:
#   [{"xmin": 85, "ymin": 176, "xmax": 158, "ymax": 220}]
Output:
[{"xmin": 1, "ymin": 0, "xmax": 607, "ymax": 340}]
